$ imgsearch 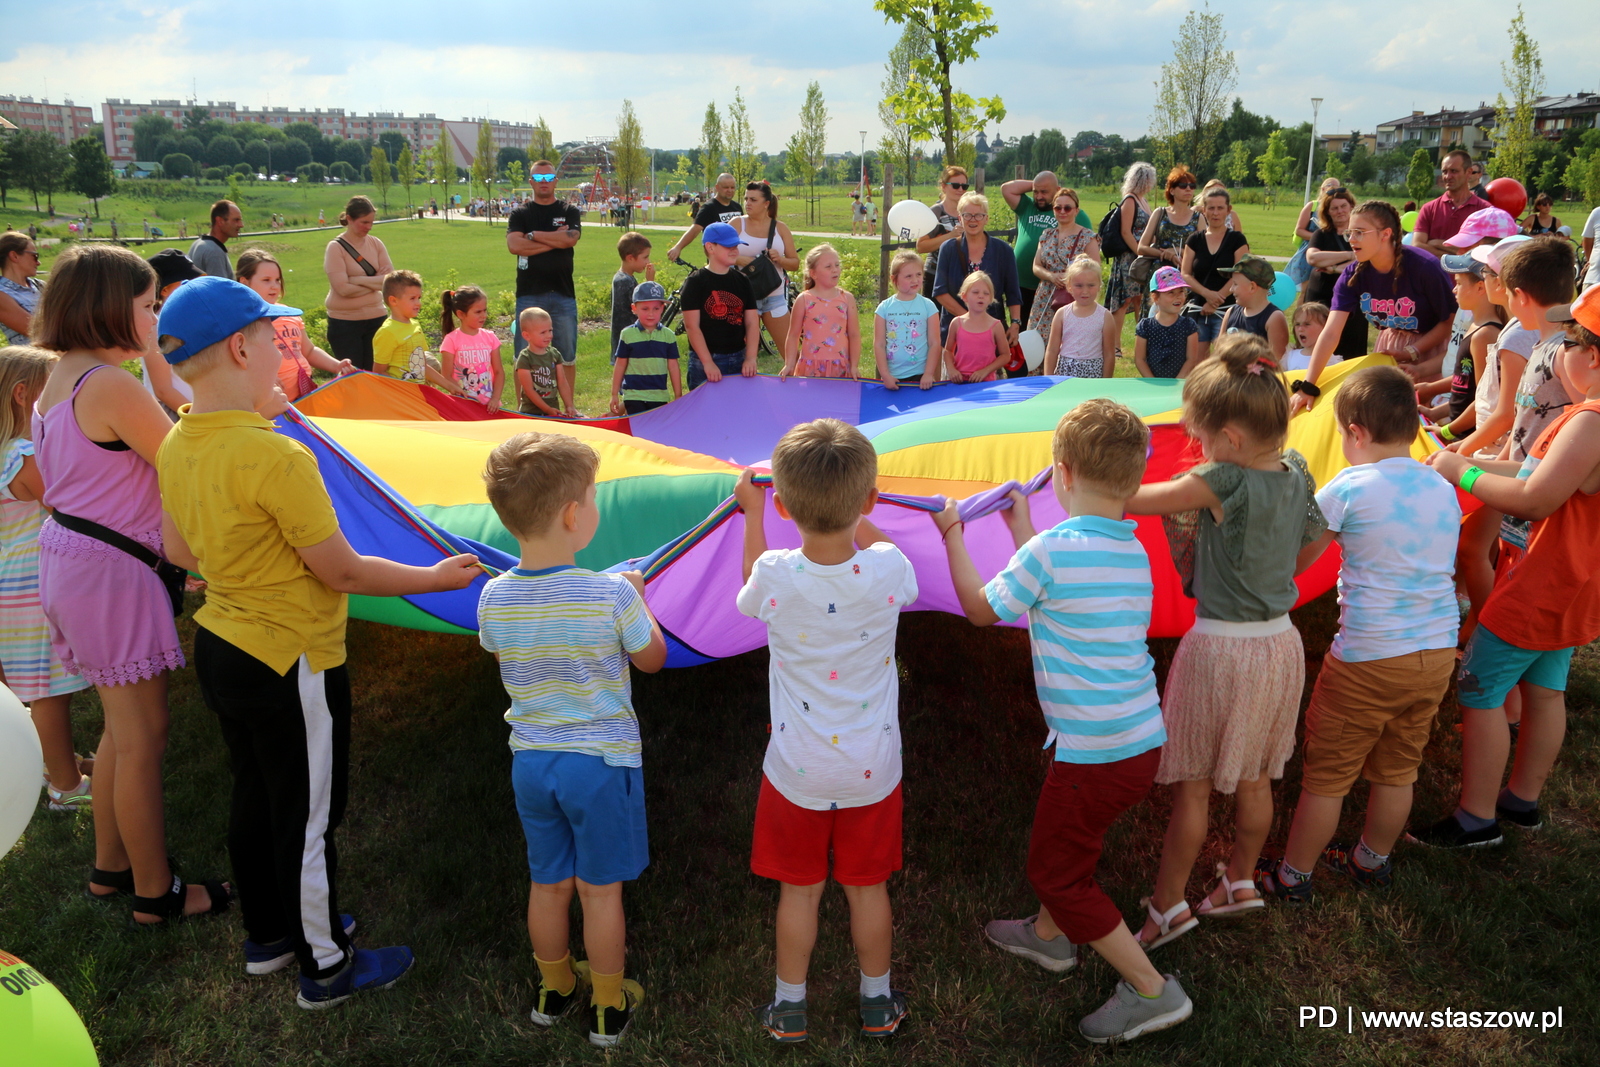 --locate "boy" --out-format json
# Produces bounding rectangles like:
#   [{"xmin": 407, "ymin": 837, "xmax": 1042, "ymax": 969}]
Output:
[
  {"xmin": 731, "ymin": 420, "xmax": 917, "ymax": 1043},
  {"xmin": 1216, "ymin": 255, "xmax": 1290, "ymax": 361},
  {"xmin": 372, "ymin": 270, "xmax": 467, "ymax": 398},
  {"xmin": 153, "ymin": 276, "xmax": 482, "ymax": 1008},
  {"xmin": 478, "ymin": 431, "xmax": 668, "ymax": 1047},
  {"xmin": 514, "ymin": 307, "xmax": 563, "ymax": 418},
  {"xmin": 681, "ymin": 222, "xmax": 759, "ymax": 390},
  {"xmin": 1257, "ymin": 366, "xmax": 1461, "ymax": 900},
  {"xmin": 608, "ymin": 281, "xmax": 682, "ymax": 416},
  {"xmin": 611, "ymin": 232, "xmax": 655, "ymax": 362},
  {"xmin": 1415, "ymin": 283, "xmax": 1600, "ymax": 848},
  {"xmin": 1134, "ymin": 266, "xmax": 1200, "ymax": 378},
  {"xmin": 934, "ymin": 399, "xmax": 1191, "ymax": 1045}
]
